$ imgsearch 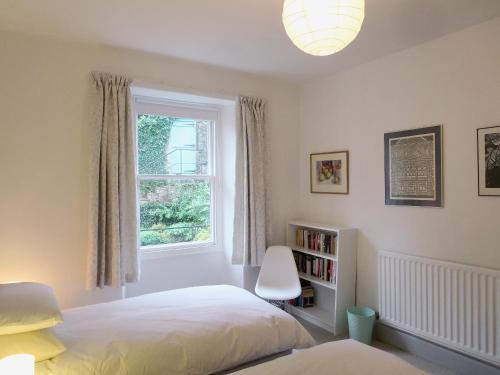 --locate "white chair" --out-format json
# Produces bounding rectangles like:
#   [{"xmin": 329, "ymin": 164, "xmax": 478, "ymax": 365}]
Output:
[{"xmin": 255, "ymin": 246, "xmax": 302, "ymax": 308}]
